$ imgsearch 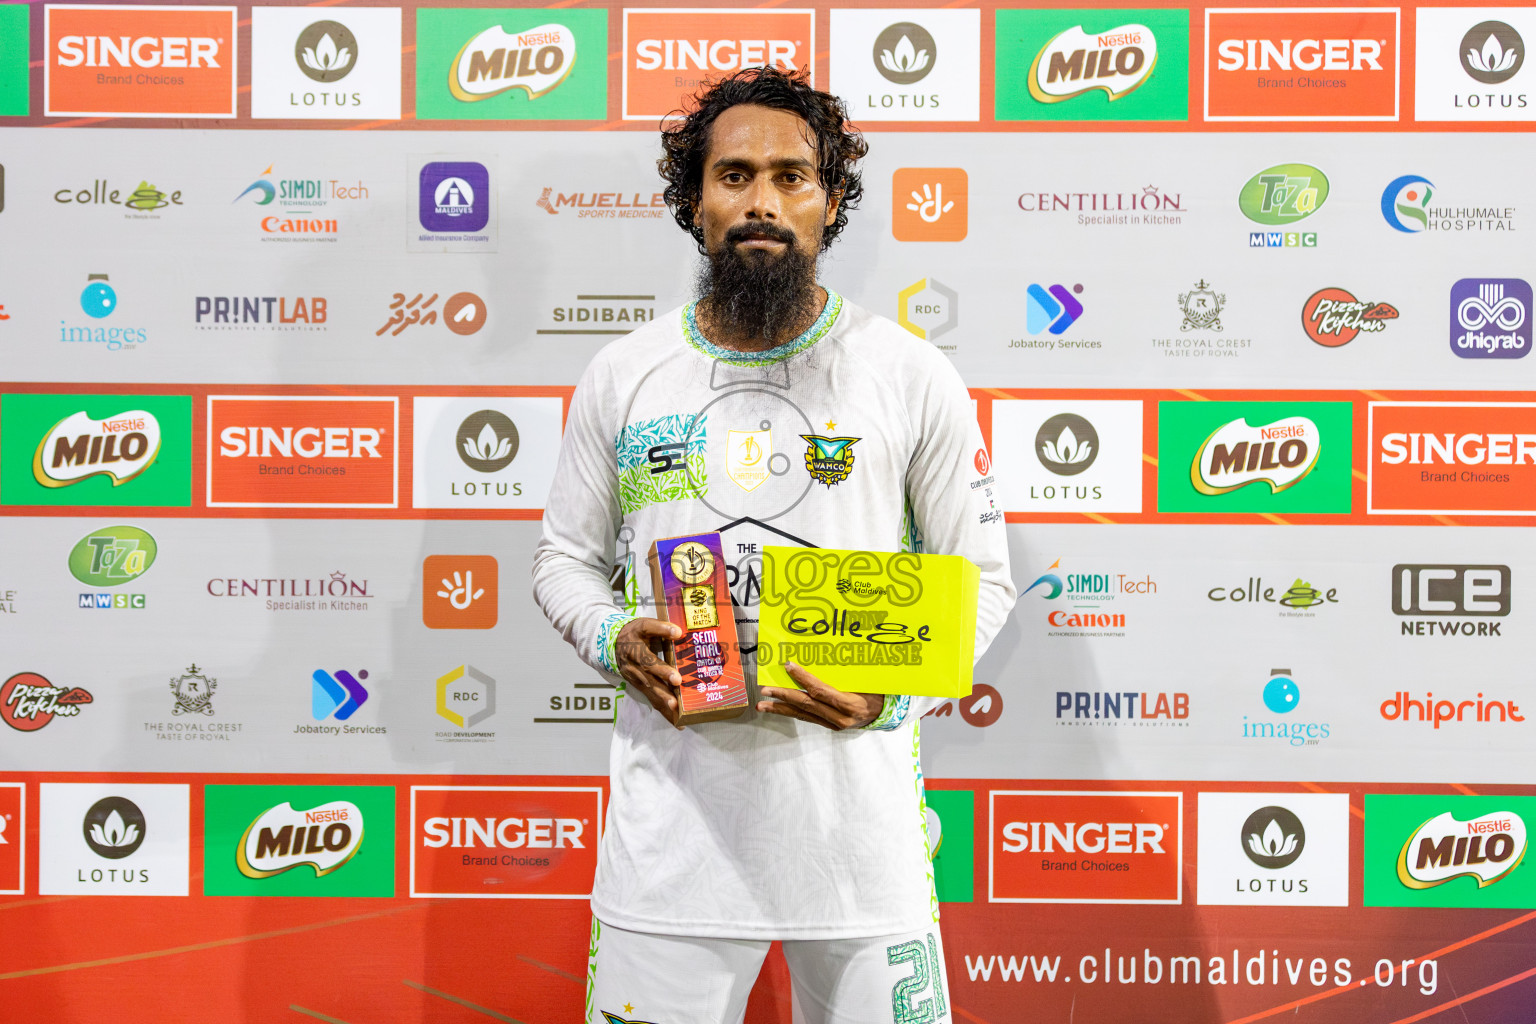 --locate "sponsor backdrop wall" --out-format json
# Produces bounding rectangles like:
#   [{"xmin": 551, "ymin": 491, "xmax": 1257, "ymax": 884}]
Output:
[{"xmin": 1, "ymin": 1, "xmax": 1533, "ymax": 1022}]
